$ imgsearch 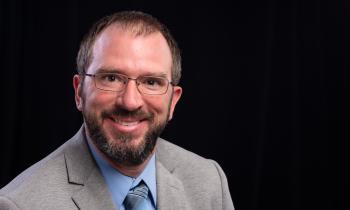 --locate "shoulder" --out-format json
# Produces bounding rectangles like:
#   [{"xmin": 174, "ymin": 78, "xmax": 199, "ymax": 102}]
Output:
[
  {"xmin": 156, "ymin": 138, "xmax": 234, "ymax": 209},
  {"xmin": 0, "ymin": 133, "xmax": 83, "ymax": 209},
  {"xmin": 156, "ymin": 138, "xmax": 215, "ymax": 168},
  {"xmin": 156, "ymin": 138, "xmax": 227, "ymax": 189},
  {"xmin": 1, "ymin": 140, "xmax": 69, "ymax": 194}
]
